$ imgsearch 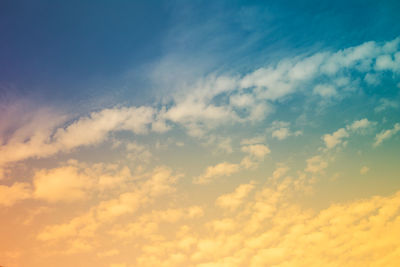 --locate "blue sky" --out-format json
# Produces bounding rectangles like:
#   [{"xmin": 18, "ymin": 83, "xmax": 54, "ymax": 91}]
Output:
[{"xmin": 2, "ymin": 0, "xmax": 400, "ymax": 107}]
